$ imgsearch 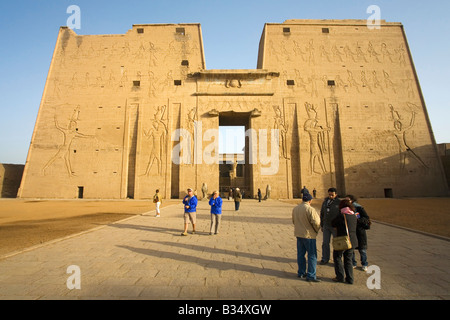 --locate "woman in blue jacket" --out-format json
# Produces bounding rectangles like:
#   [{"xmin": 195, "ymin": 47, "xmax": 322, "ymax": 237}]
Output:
[{"xmin": 208, "ymin": 191, "xmax": 223, "ymax": 235}]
